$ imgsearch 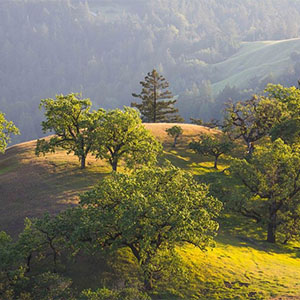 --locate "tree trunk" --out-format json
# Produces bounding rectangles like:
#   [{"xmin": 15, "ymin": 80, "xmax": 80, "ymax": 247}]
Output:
[
  {"xmin": 214, "ymin": 155, "xmax": 219, "ymax": 169},
  {"xmin": 173, "ymin": 136, "xmax": 177, "ymax": 148},
  {"xmin": 53, "ymin": 249, "xmax": 57, "ymax": 273},
  {"xmin": 126, "ymin": 243, "xmax": 154, "ymax": 290},
  {"xmin": 247, "ymin": 141, "xmax": 254, "ymax": 157},
  {"xmin": 267, "ymin": 221, "xmax": 276, "ymax": 243},
  {"xmin": 81, "ymin": 155, "xmax": 86, "ymax": 169},
  {"xmin": 26, "ymin": 253, "xmax": 32, "ymax": 273},
  {"xmin": 153, "ymin": 85, "xmax": 157, "ymax": 123},
  {"xmin": 267, "ymin": 203, "xmax": 277, "ymax": 243},
  {"xmin": 112, "ymin": 159, "xmax": 118, "ymax": 172},
  {"xmin": 47, "ymin": 237, "xmax": 58, "ymax": 273},
  {"xmin": 143, "ymin": 270, "xmax": 154, "ymax": 291}
]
